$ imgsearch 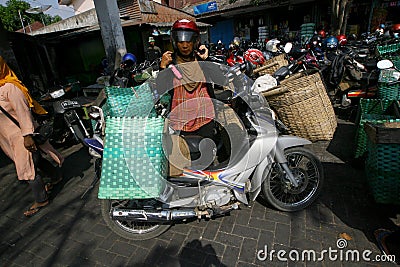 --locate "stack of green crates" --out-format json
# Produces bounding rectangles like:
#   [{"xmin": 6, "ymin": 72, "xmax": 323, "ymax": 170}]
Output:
[
  {"xmin": 98, "ymin": 116, "xmax": 167, "ymax": 199},
  {"xmin": 377, "ymin": 63, "xmax": 400, "ymax": 100},
  {"xmin": 104, "ymin": 84, "xmax": 155, "ymax": 117},
  {"xmin": 354, "ymin": 99, "xmax": 400, "ymax": 158},
  {"xmin": 361, "ymin": 43, "xmax": 400, "ymax": 204},
  {"xmin": 365, "ymin": 121, "xmax": 400, "ymax": 205},
  {"xmin": 376, "ymin": 42, "xmax": 400, "ymax": 56},
  {"xmin": 98, "ymin": 83, "xmax": 167, "ymax": 199},
  {"xmin": 300, "ymin": 23, "xmax": 315, "ymax": 46},
  {"xmin": 377, "ymin": 81, "xmax": 400, "ymax": 100}
]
